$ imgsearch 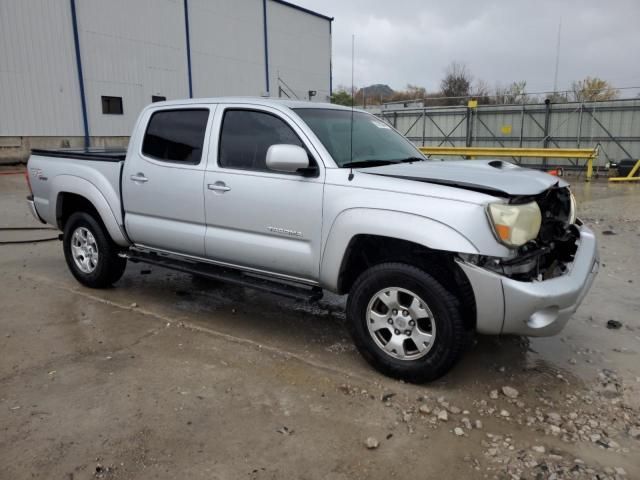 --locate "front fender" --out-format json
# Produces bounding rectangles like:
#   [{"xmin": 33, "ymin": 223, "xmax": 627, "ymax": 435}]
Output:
[
  {"xmin": 319, "ymin": 208, "xmax": 479, "ymax": 291},
  {"xmin": 51, "ymin": 175, "xmax": 130, "ymax": 246}
]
